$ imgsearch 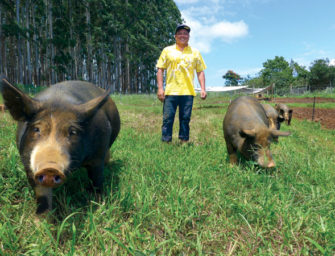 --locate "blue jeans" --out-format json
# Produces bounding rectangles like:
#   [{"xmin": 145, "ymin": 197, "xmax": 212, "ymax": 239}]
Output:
[{"xmin": 162, "ymin": 95, "xmax": 194, "ymax": 142}]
